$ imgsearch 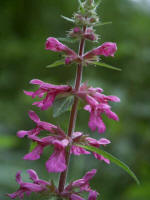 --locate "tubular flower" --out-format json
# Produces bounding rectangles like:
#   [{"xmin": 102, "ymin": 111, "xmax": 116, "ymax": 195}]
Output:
[
  {"xmin": 71, "ymin": 132, "xmax": 110, "ymax": 164},
  {"xmin": 7, "ymin": 170, "xmax": 51, "ymax": 199},
  {"xmin": 61, "ymin": 169, "xmax": 99, "ymax": 200},
  {"xmin": 74, "ymin": 83, "xmax": 120, "ymax": 133},
  {"xmin": 17, "ymin": 111, "xmax": 69, "ymax": 173},
  {"xmin": 83, "ymin": 42, "xmax": 117, "ymax": 60},
  {"xmin": 24, "ymin": 79, "xmax": 72, "ymax": 110},
  {"xmin": 17, "ymin": 110, "xmax": 58, "ymax": 138},
  {"xmin": 45, "ymin": 37, "xmax": 78, "ymax": 65},
  {"xmin": 23, "ymin": 135, "xmax": 69, "ymax": 173}
]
